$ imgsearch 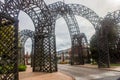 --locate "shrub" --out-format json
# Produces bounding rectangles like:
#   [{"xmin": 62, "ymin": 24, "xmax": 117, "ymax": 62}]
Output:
[
  {"xmin": 18, "ymin": 65, "xmax": 27, "ymax": 71},
  {"xmin": 0, "ymin": 65, "xmax": 27, "ymax": 73}
]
